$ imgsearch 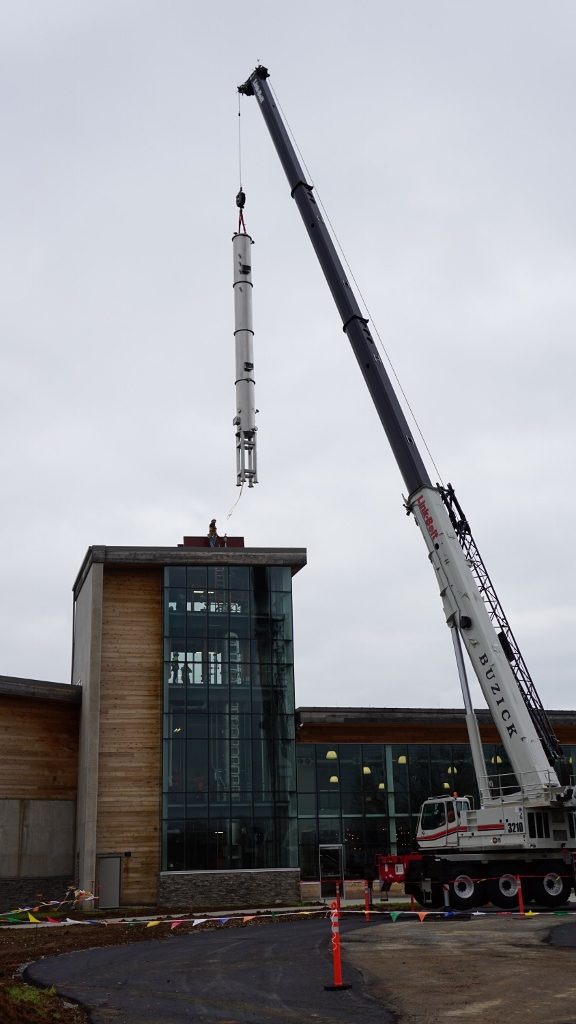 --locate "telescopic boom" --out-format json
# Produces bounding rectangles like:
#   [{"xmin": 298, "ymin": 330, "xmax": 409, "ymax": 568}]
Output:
[{"xmin": 239, "ymin": 64, "xmax": 573, "ymax": 807}]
